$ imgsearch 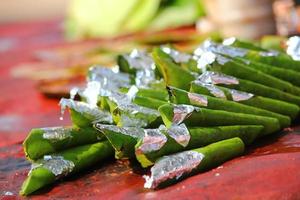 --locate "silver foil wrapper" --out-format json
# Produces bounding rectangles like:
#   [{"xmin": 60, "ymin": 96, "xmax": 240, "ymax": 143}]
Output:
[
  {"xmin": 286, "ymin": 36, "xmax": 300, "ymax": 61},
  {"xmin": 124, "ymin": 49, "xmax": 154, "ymax": 70},
  {"xmin": 164, "ymin": 124, "xmax": 190, "ymax": 147},
  {"xmin": 229, "ymin": 89, "xmax": 254, "ymax": 102},
  {"xmin": 197, "ymin": 71, "xmax": 239, "ymax": 85},
  {"xmin": 144, "ymin": 150, "xmax": 204, "ymax": 189},
  {"xmin": 187, "ymin": 92, "xmax": 208, "ymax": 107},
  {"xmin": 195, "ymin": 51, "xmax": 230, "ymax": 72},
  {"xmin": 31, "ymin": 155, "xmax": 75, "ymax": 178},
  {"xmin": 88, "ymin": 66, "xmax": 131, "ymax": 91},
  {"xmin": 259, "ymin": 50, "xmax": 279, "ymax": 57},
  {"xmin": 135, "ymin": 69, "xmax": 156, "ymax": 88},
  {"xmin": 108, "ymin": 91, "xmax": 131, "ymax": 105},
  {"xmin": 94, "ymin": 123, "xmax": 145, "ymax": 139},
  {"xmin": 222, "ymin": 37, "xmax": 236, "ymax": 46},
  {"xmin": 124, "ymin": 49, "xmax": 156, "ymax": 87},
  {"xmin": 42, "ymin": 127, "xmax": 72, "ymax": 141},
  {"xmin": 118, "ymin": 106, "xmax": 160, "ymax": 128},
  {"xmin": 70, "ymin": 87, "xmax": 79, "ymax": 100},
  {"xmin": 193, "ymin": 81, "xmax": 227, "ymax": 99},
  {"xmin": 59, "ymin": 98, "xmax": 113, "ymax": 124},
  {"xmin": 195, "ymin": 51, "xmax": 216, "ymax": 72},
  {"xmin": 172, "ymin": 104, "xmax": 197, "ymax": 125},
  {"xmin": 81, "ymin": 81, "xmax": 101, "ymax": 107},
  {"xmin": 126, "ymin": 85, "xmax": 139, "ymax": 101},
  {"xmin": 195, "ymin": 40, "xmax": 248, "ymax": 58},
  {"xmin": 136, "ymin": 128, "xmax": 167, "ymax": 154},
  {"xmin": 161, "ymin": 46, "xmax": 192, "ymax": 63},
  {"xmin": 108, "ymin": 91, "xmax": 160, "ymax": 127},
  {"xmin": 81, "ymin": 66, "xmax": 131, "ymax": 105}
]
